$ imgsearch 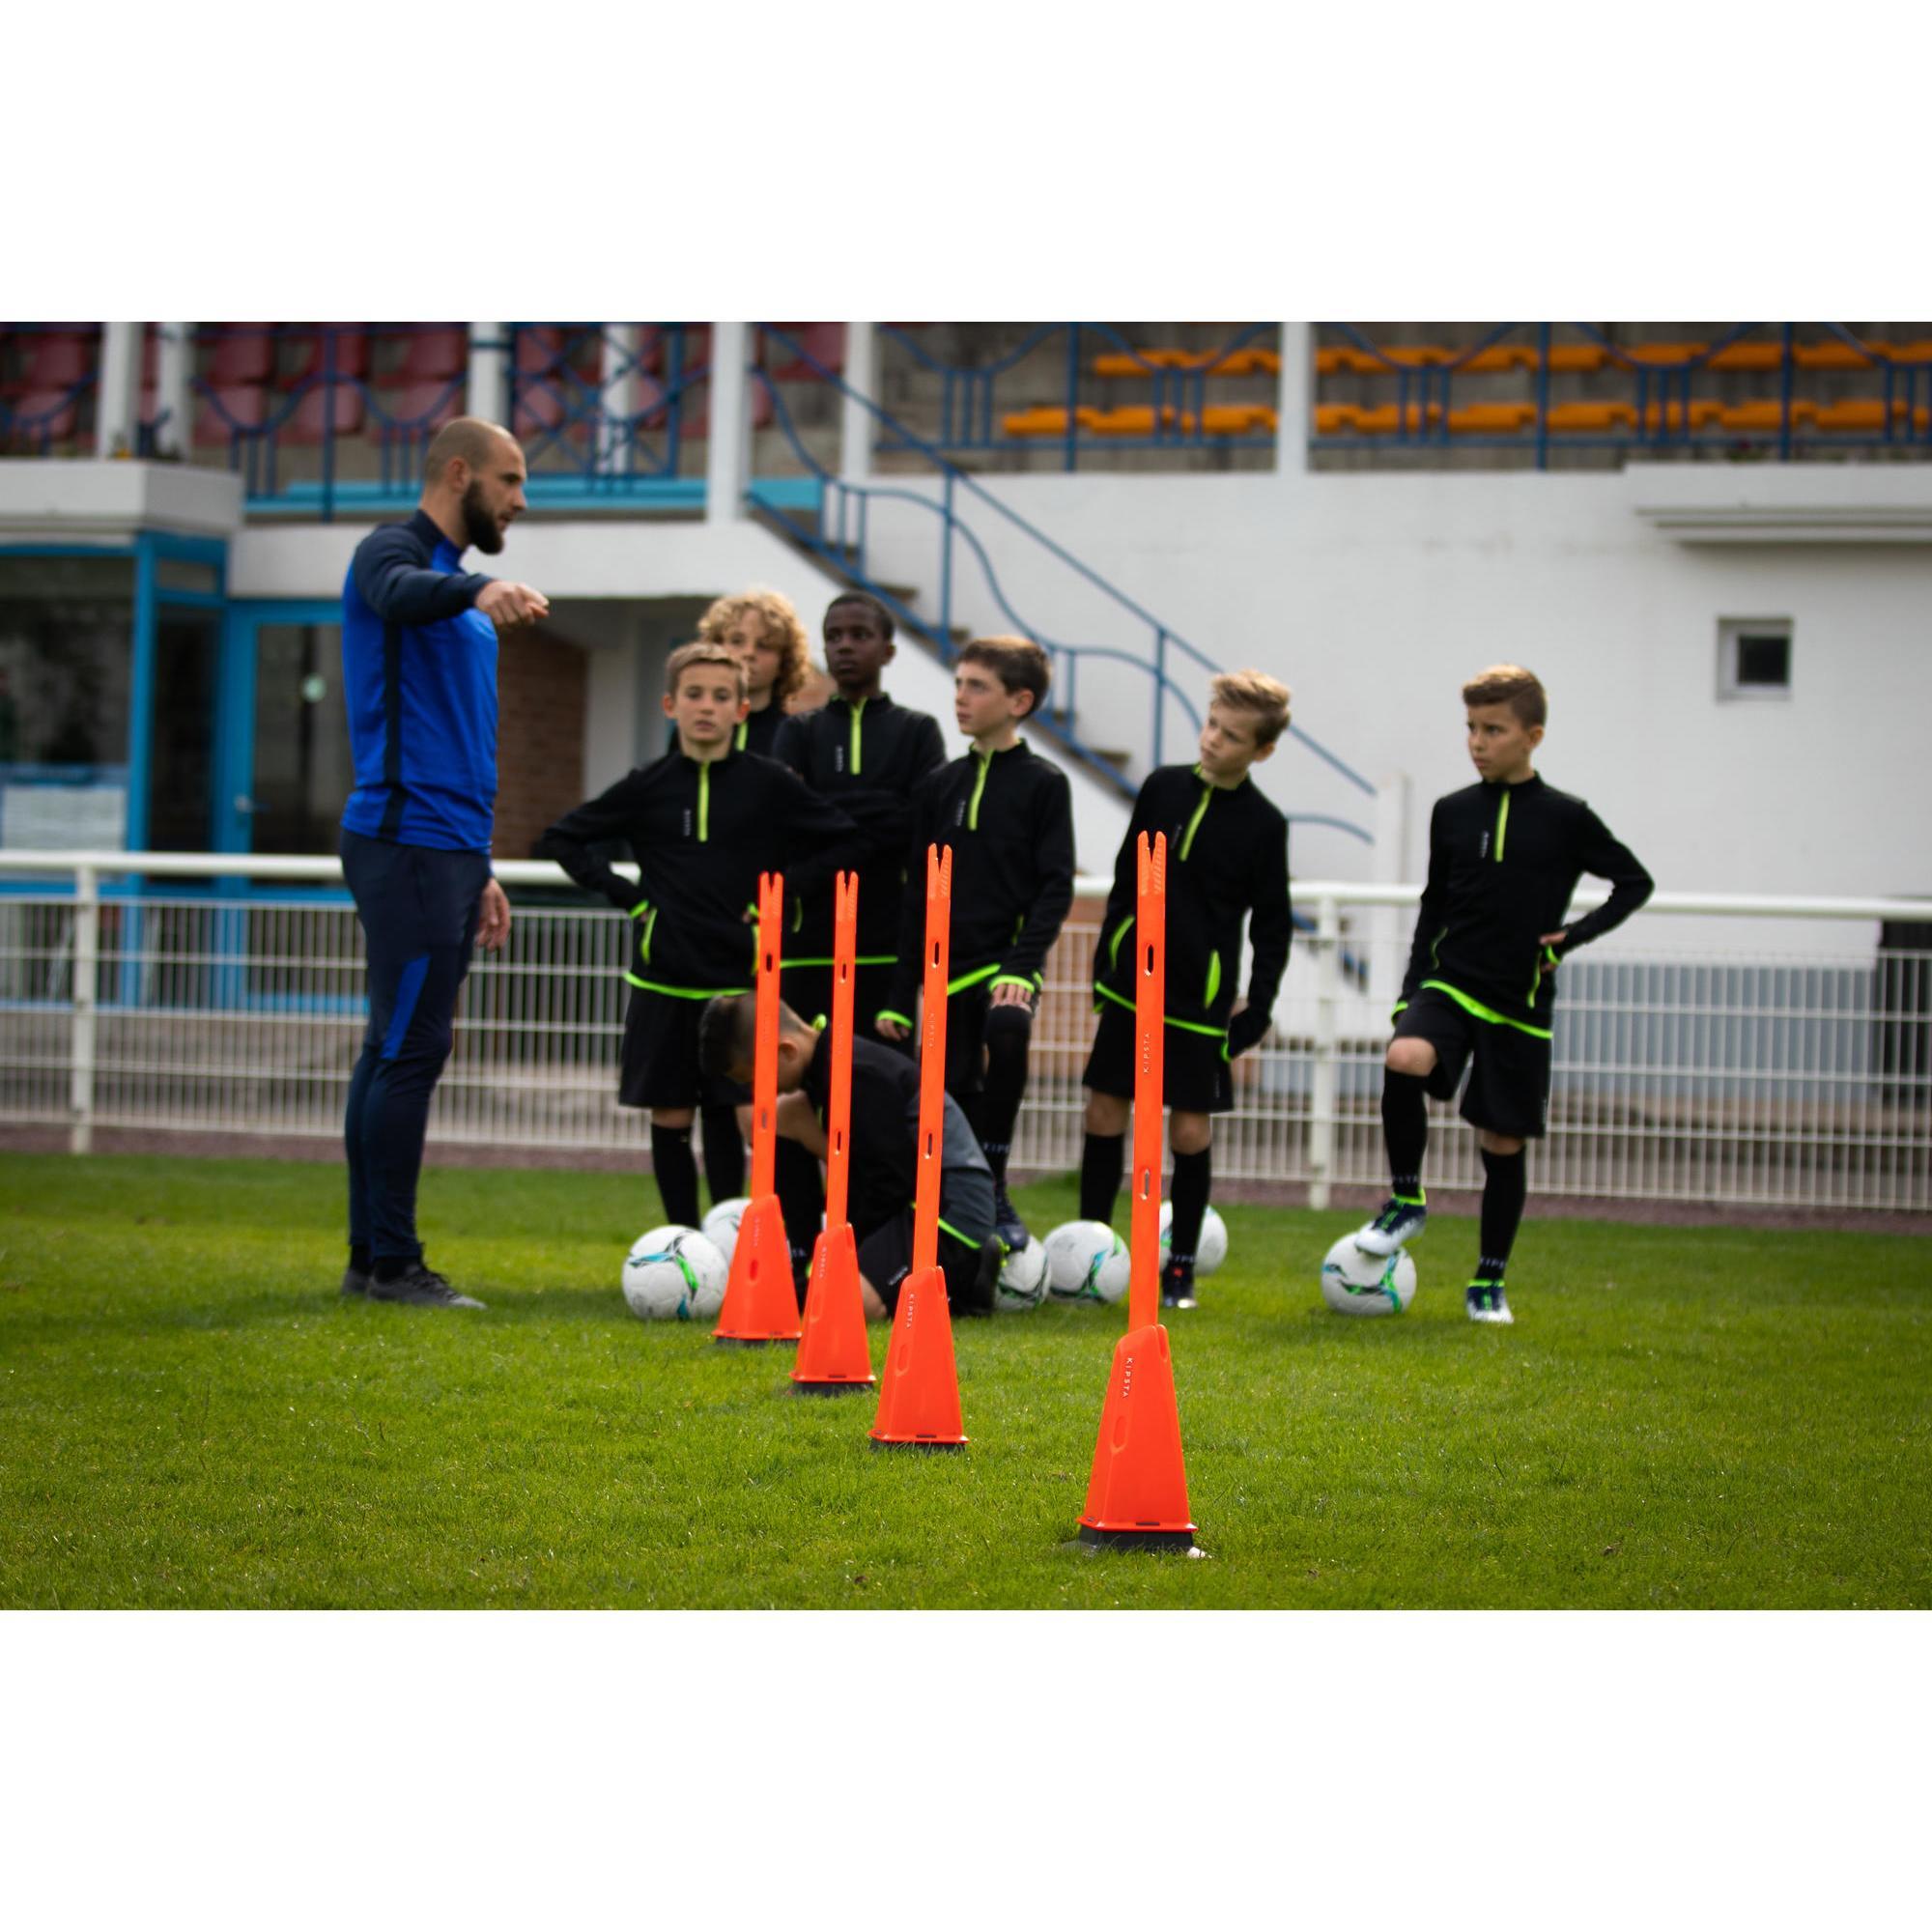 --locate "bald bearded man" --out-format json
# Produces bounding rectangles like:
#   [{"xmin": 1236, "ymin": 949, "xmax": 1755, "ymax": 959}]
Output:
[{"xmin": 337, "ymin": 417, "xmax": 549, "ymax": 1310}]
